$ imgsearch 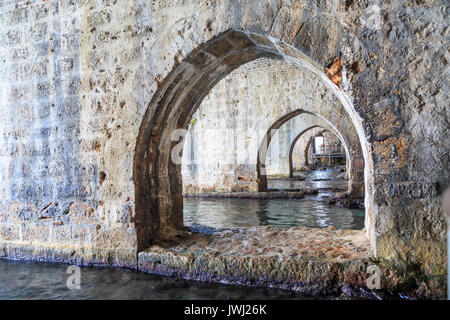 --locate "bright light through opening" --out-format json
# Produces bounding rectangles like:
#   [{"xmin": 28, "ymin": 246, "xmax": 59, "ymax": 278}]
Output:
[{"xmin": 315, "ymin": 136, "xmax": 324, "ymax": 154}]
